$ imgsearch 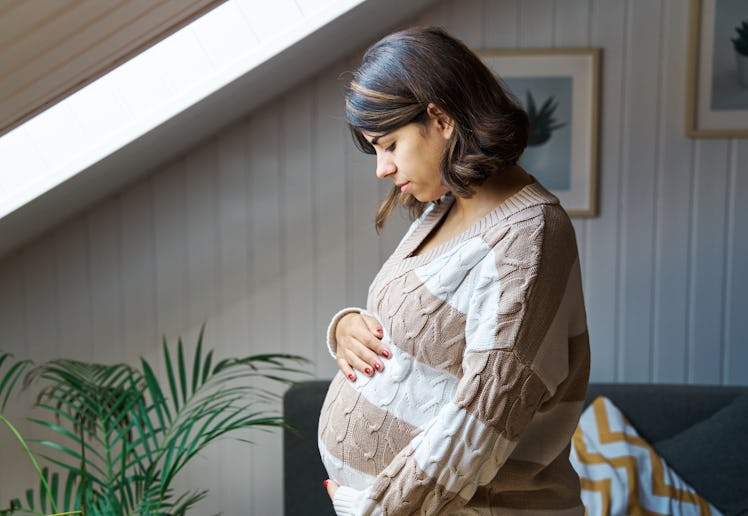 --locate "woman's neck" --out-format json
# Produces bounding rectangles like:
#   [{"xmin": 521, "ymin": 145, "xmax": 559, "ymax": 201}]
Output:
[{"xmin": 449, "ymin": 165, "xmax": 533, "ymax": 227}]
